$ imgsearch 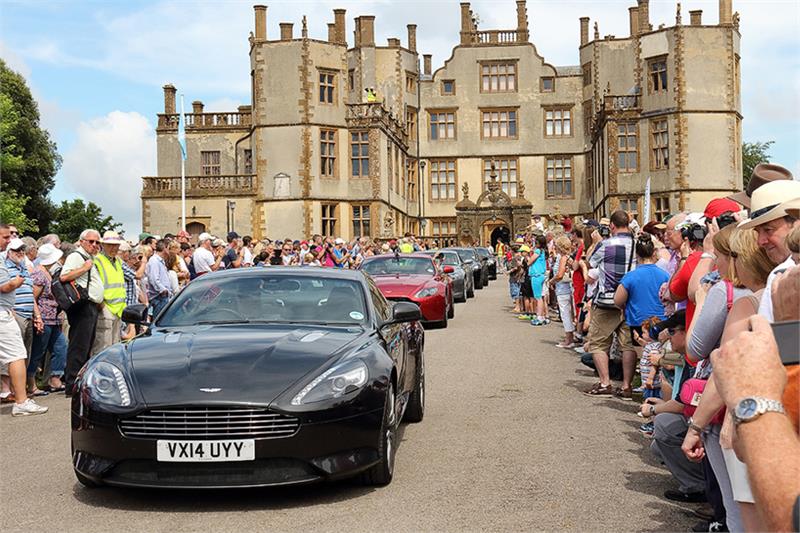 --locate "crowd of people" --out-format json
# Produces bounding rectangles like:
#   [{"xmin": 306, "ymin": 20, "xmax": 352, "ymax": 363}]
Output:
[{"xmin": 502, "ymin": 163, "xmax": 799, "ymax": 532}]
